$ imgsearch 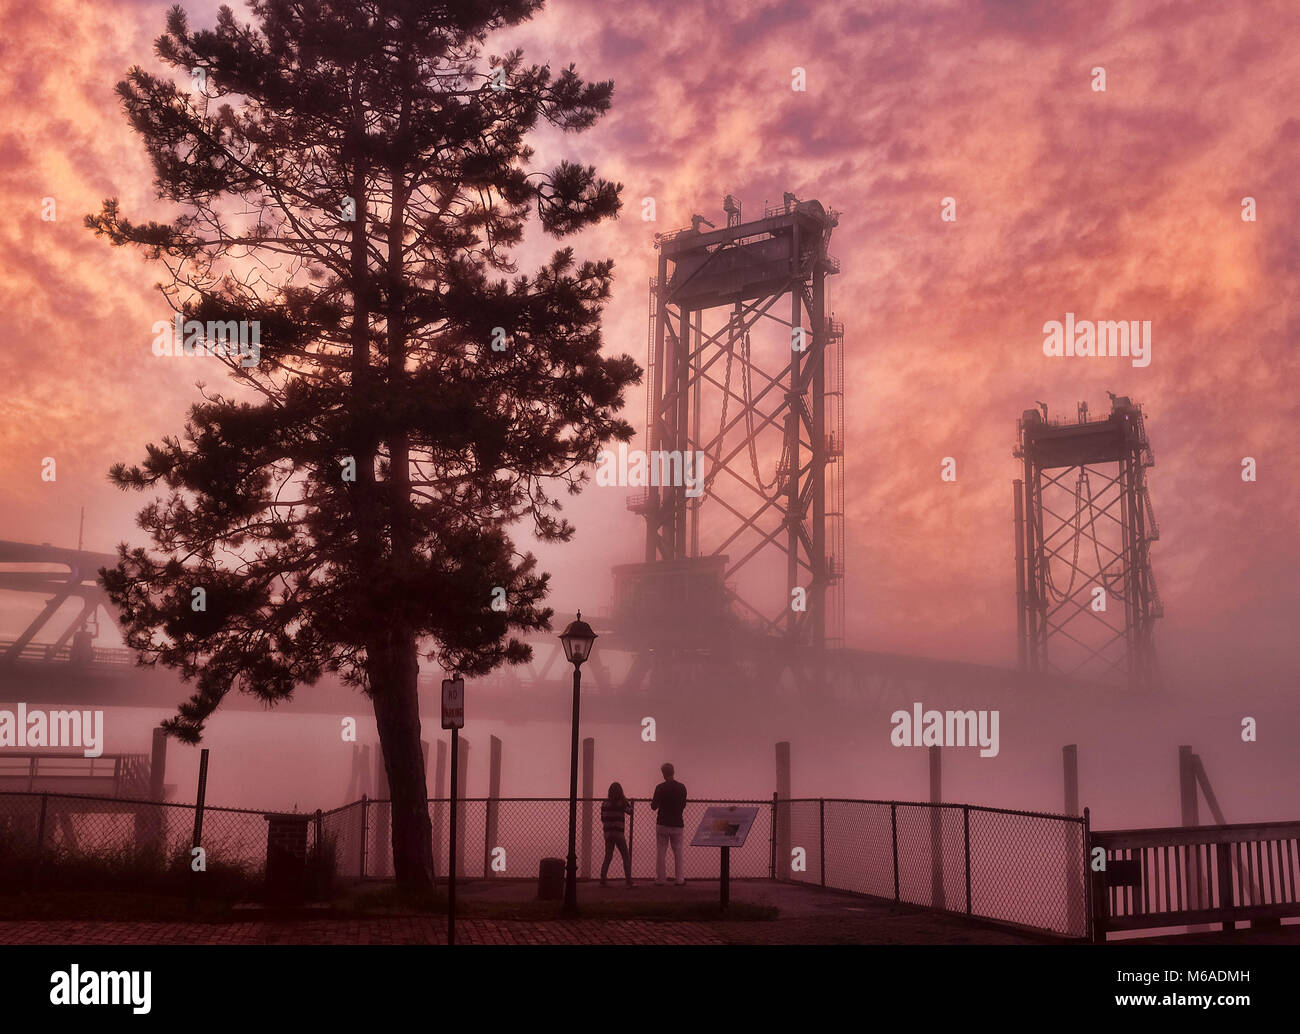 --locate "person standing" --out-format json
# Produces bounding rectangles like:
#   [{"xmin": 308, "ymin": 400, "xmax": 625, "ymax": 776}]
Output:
[
  {"xmin": 651, "ymin": 762, "xmax": 688, "ymax": 886},
  {"xmin": 599, "ymin": 781, "xmax": 634, "ymax": 887}
]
